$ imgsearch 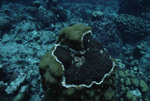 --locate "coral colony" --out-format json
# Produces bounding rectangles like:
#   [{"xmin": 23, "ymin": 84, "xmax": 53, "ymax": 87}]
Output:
[{"xmin": 39, "ymin": 24, "xmax": 116, "ymax": 100}]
